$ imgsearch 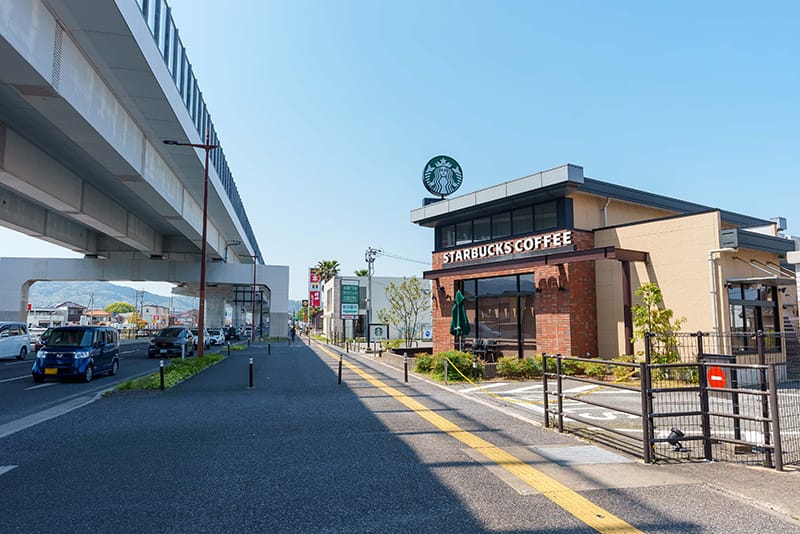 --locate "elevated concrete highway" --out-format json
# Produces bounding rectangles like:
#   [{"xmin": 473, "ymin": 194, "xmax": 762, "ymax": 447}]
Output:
[{"xmin": 0, "ymin": 0, "xmax": 288, "ymax": 330}]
